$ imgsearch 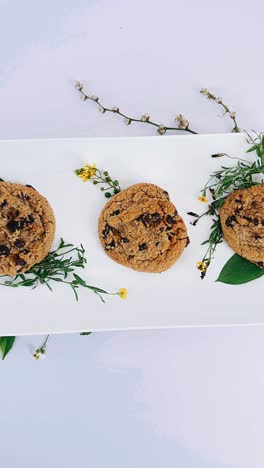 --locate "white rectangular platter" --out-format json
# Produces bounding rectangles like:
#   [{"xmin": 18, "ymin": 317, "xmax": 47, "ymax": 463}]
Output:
[{"xmin": 0, "ymin": 133, "xmax": 261, "ymax": 336}]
